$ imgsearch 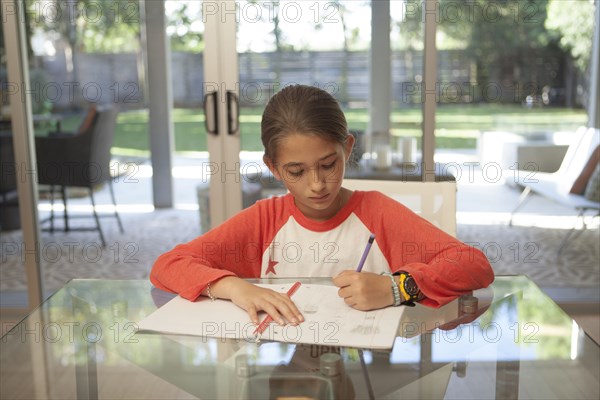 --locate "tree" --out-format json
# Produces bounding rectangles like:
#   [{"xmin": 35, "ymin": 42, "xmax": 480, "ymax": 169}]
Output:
[
  {"xmin": 395, "ymin": 0, "xmax": 472, "ymax": 50},
  {"xmin": 396, "ymin": 0, "xmax": 569, "ymax": 103},
  {"xmin": 26, "ymin": 0, "xmax": 141, "ymax": 54},
  {"xmin": 166, "ymin": 1, "xmax": 204, "ymax": 52},
  {"xmin": 0, "ymin": 1, "xmax": 38, "ymax": 65},
  {"xmin": 545, "ymin": 0, "xmax": 595, "ymax": 72},
  {"xmin": 242, "ymin": 1, "xmax": 291, "ymax": 83},
  {"xmin": 314, "ymin": 0, "xmax": 362, "ymax": 105},
  {"xmin": 464, "ymin": 0, "xmax": 561, "ymax": 93}
]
